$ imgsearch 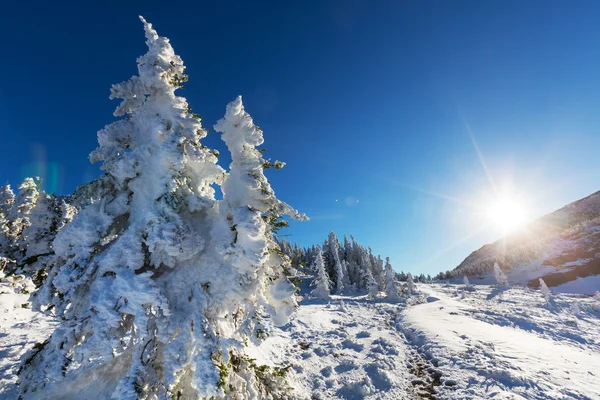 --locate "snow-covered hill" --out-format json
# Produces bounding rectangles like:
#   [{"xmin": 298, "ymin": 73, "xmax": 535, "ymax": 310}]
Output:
[{"xmin": 448, "ymin": 191, "xmax": 600, "ymax": 293}]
